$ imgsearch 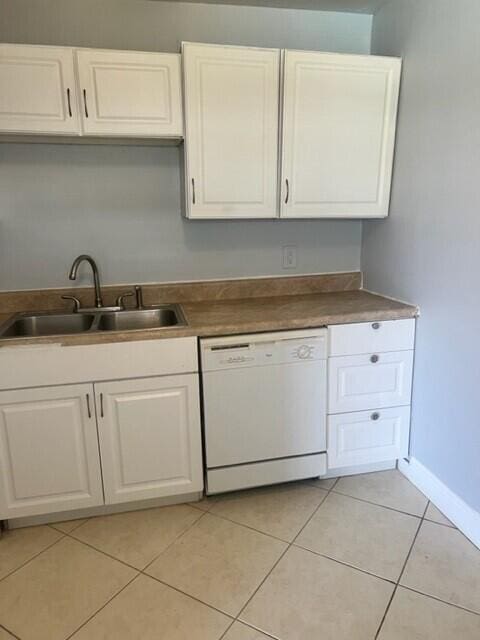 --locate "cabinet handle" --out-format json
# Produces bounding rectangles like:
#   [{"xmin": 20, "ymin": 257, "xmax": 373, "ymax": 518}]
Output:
[
  {"xmin": 83, "ymin": 89, "xmax": 89, "ymax": 118},
  {"xmin": 371, "ymin": 412, "xmax": 380, "ymax": 421},
  {"xmin": 285, "ymin": 178, "xmax": 290, "ymax": 204},
  {"xmin": 370, "ymin": 354, "xmax": 379, "ymax": 363},
  {"xmin": 372, "ymin": 322, "xmax": 381, "ymax": 330},
  {"xmin": 191, "ymin": 178, "xmax": 196, "ymax": 205},
  {"xmin": 86, "ymin": 393, "xmax": 92, "ymax": 419},
  {"xmin": 66, "ymin": 88, "xmax": 72, "ymax": 118},
  {"xmin": 100, "ymin": 392, "xmax": 104, "ymax": 418}
]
